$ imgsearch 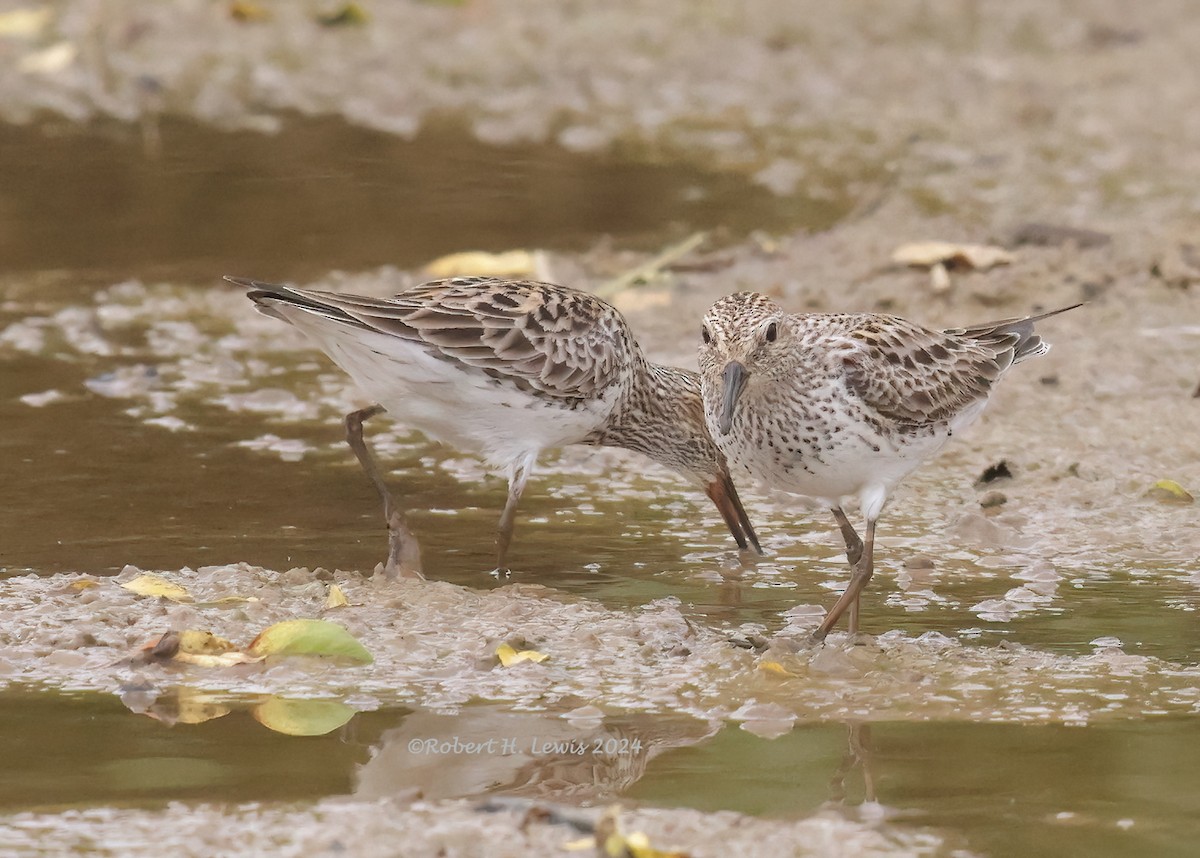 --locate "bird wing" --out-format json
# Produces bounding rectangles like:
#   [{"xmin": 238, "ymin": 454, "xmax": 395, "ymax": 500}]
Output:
[
  {"xmin": 838, "ymin": 314, "xmax": 1022, "ymax": 427},
  {"xmin": 233, "ymin": 276, "xmax": 633, "ymax": 401}
]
